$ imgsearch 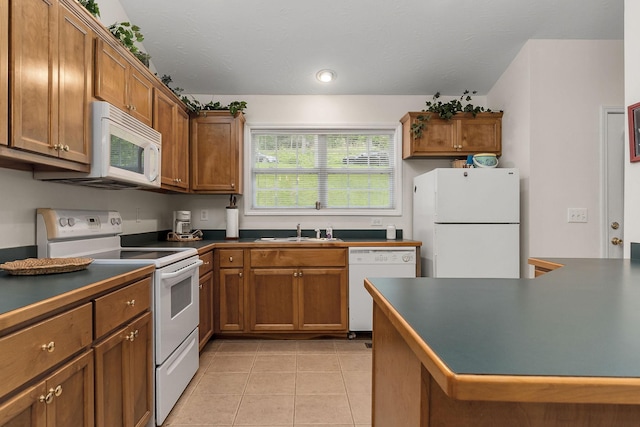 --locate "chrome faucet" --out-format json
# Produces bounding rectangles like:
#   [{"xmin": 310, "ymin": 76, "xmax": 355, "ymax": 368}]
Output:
[{"xmin": 296, "ymin": 223, "xmax": 301, "ymax": 239}]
